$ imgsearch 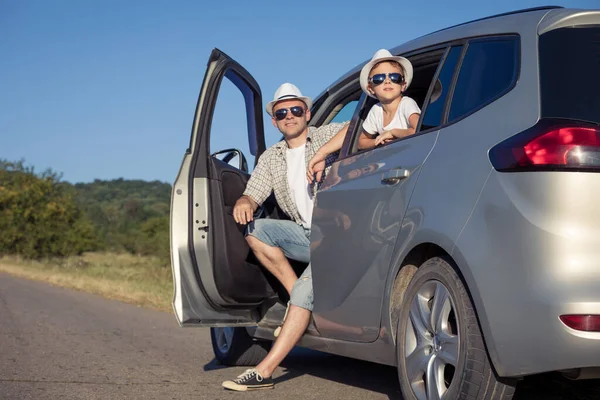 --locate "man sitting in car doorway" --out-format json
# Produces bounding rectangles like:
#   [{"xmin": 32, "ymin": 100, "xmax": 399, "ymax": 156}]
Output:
[{"xmin": 222, "ymin": 83, "xmax": 349, "ymax": 392}]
